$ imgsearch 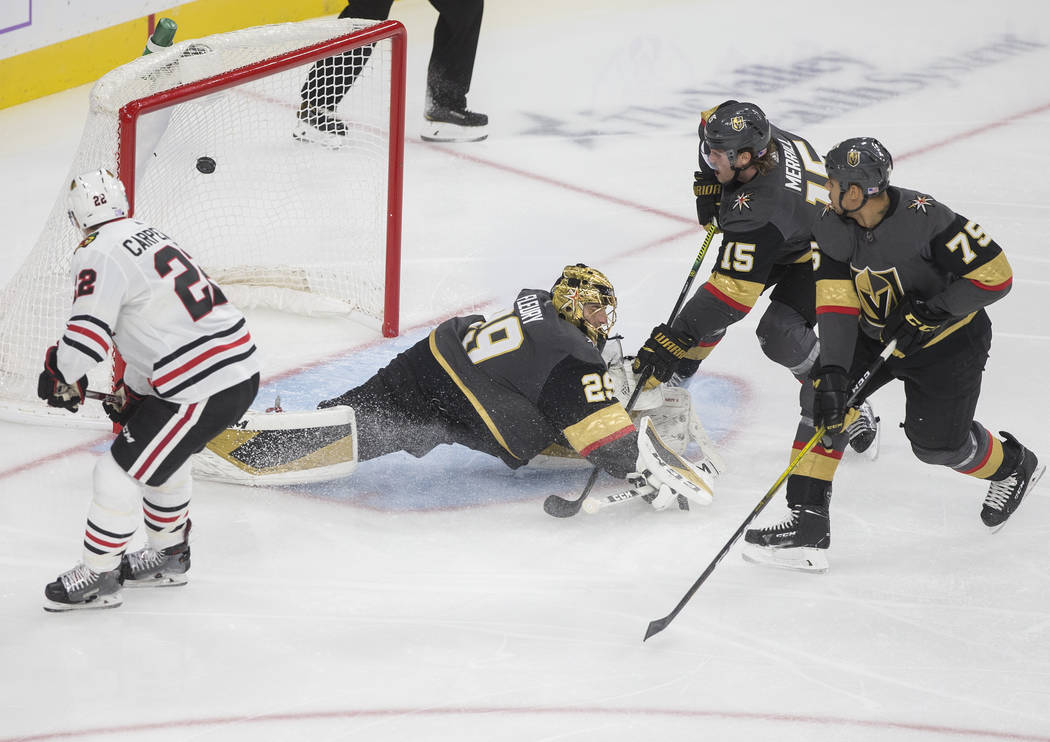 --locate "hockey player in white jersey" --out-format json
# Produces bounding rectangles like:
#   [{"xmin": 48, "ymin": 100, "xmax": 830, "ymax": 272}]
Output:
[{"xmin": 37, "ymin": 169, "xmax": 261, "ymax": 611}]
